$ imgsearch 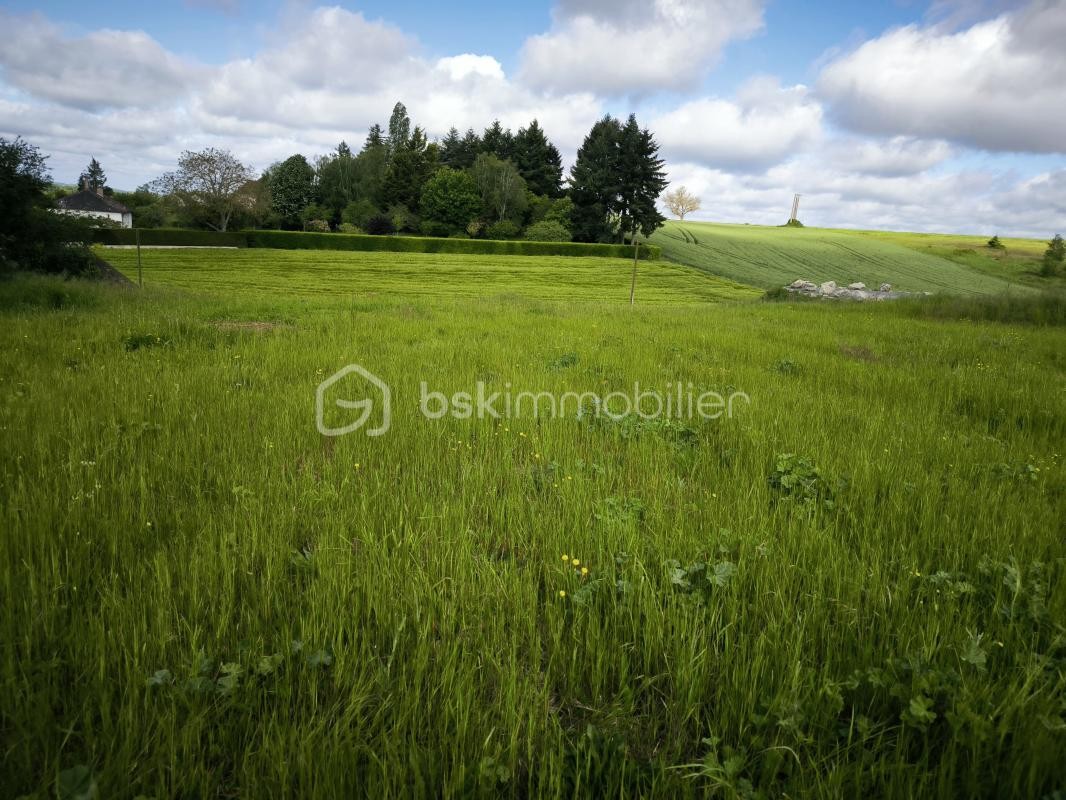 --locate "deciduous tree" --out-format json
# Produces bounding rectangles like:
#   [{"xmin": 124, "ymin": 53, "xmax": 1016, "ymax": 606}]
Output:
[
  {"xmin": 663, "ymin": 186, "xmax": 700, "ymax": 220},
  {"xmin": 151, "ymin": 147, "xmax": 254, "ymax": 232}
]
